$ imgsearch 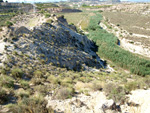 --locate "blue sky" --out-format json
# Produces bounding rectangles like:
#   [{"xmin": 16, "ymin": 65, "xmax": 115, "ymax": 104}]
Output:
[{"xmin": 5, "ymin": 0, "xmax": 150, "ymax": 3}]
